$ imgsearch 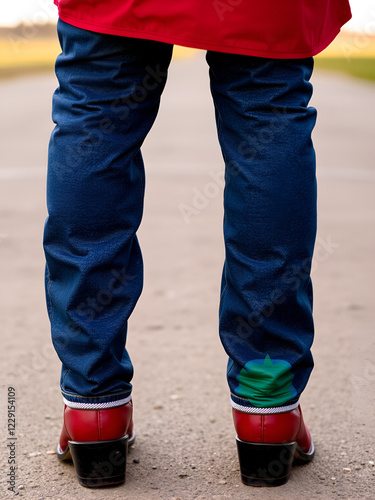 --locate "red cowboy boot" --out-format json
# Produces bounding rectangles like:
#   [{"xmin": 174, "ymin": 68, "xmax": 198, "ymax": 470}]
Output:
[
  {"xmin": 57, "ymin": 400, "xmax": 135, "ymax": 487},
  {"xmin": 233, "ymin": 404, "xmax": 314, "ymax": 486}
]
